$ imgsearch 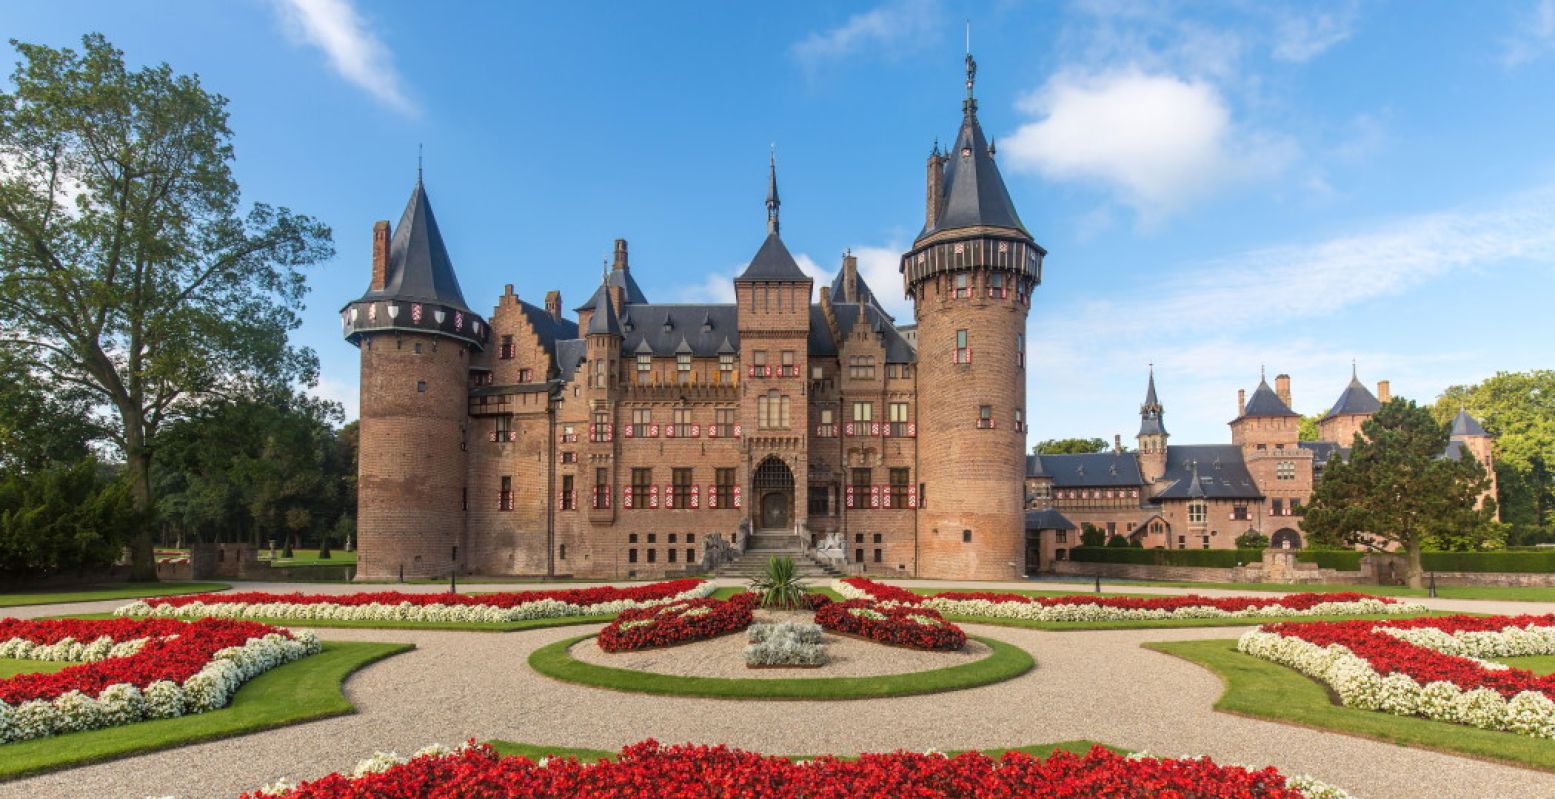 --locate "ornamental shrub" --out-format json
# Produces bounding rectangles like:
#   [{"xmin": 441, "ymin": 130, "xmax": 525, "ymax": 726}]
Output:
[
  {"xmin": 1079, "ymin": 524, "xmax": 1106, "ymax": 547},
  {"xmin": 1105, "ymin": 534, "xmax": 1131, "ymax": 548}
]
